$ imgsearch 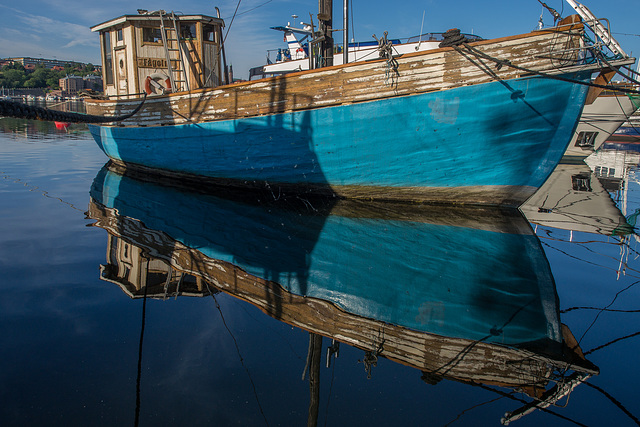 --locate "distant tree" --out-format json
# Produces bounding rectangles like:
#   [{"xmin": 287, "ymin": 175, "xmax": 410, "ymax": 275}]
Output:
[
  {"xmin": 1, "ymin": 69, "xmax": 27, "ymax": 88},
  {"xmin": 1, "ymin": 63, "xmax": 25, "ymax": 72},
  {"xmin": 46, "ymin": 76, "xmax": 60, "ymax": 89},
  {"xmin": 0, "ymin": 61, "xmax": 97, "ymax": 88},
  {"xmin": 23, "ymin": 68, "xmax": 48, "ymax": 87}
]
